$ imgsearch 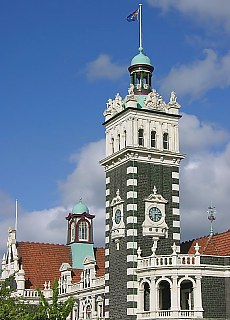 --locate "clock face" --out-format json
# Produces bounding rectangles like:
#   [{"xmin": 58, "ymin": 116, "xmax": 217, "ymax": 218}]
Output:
[
  {"xmin": 115, "ymin": 209, "xmax": 122, "ymax": 224},
  {"xmin": 149, "ymin": 207, "xmax": 162, "ymax": 222}
]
